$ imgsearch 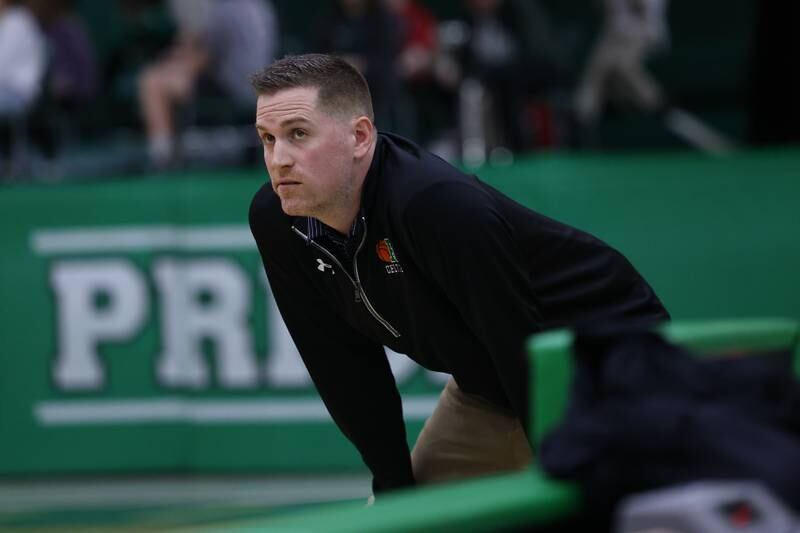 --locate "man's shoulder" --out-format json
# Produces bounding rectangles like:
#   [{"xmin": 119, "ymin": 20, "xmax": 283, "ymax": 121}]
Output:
[
  {"xmin": 381, "ymin": 133, "xmax": 466, "ymax": 183},
  {"xmin": 378, "ymin": 133, "xmax": 482, "ymax": 212}
]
